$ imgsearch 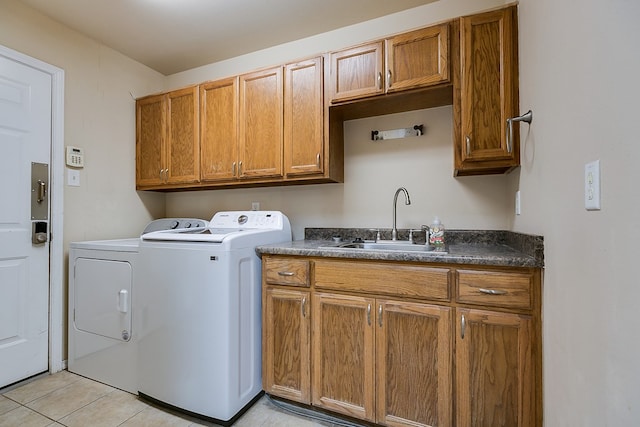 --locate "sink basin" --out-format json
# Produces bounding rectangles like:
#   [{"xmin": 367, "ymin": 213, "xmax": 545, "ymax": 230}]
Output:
[{"xmin": 327, "ymin": 241, "xmax": 447, "ymax": 254}]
